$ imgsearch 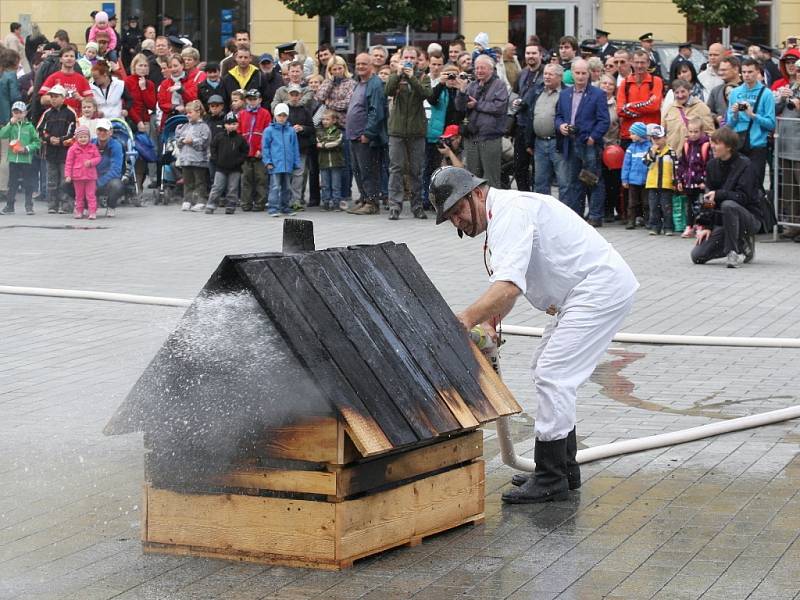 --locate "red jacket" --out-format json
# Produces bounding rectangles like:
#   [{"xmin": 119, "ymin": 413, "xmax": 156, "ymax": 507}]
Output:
[
  {"xmin": 124, "ymin": 75, "xmax": 157, "ymax": 126},
  {"xmin": 617, "ymin": 72, "xmax": 664, "ymax": 139},
  {"xmin": 238, "ymin": 106, "xmax": 272, "ymax": 157},
  {"xmin": 156, "ymin": 73, "xmax": 198, "ymax": 128},
  {"xmin": 186, "ymin": 67, "xmax": 207, "ymax": 85}
]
